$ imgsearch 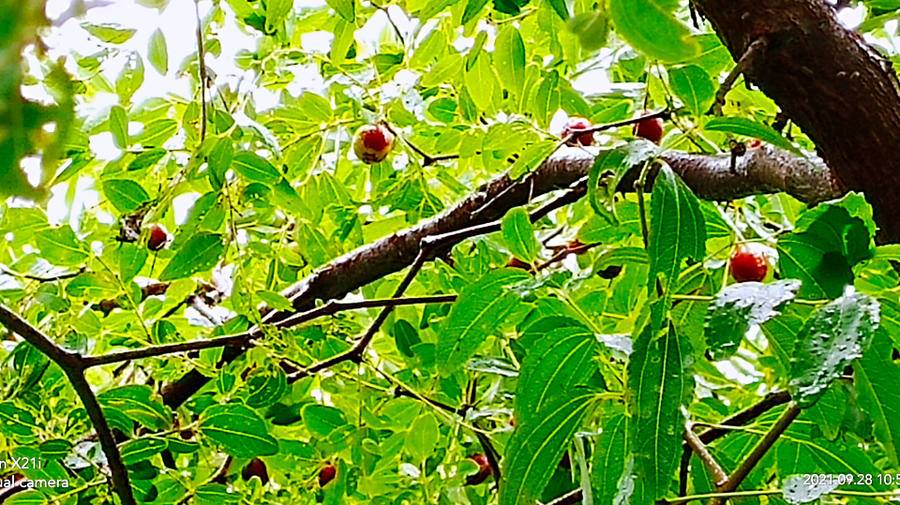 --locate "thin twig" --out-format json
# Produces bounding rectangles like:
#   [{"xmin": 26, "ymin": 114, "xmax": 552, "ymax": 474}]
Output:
[
  {"xmin": 194, "ymin": 0, "xmax": 208, "ymax": 141},
  {"xmin": 0, "ymin": 265, "xmax": 85, "ymax": 282},
  {"xmin": 544, "ymin": 488, "xmax": 582, "ymax": 505},
  {"xmin": 710, "ymin": 38, "xmax": 768, "ymax": 116},
  {"xmin": 710, "ymin": 402, "xmax": 801, "ymax": 504},
  {"xmin": 678, "ymin": 390, "xmax": 791, "ymax": 495},
  {"xmin": 683, "ymin": 424, "xmax": 728, "ymax": 486},
  {"xmin": 83, "ymin": 295, "xmax": 457, "ymax": 367}
]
